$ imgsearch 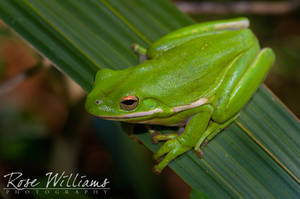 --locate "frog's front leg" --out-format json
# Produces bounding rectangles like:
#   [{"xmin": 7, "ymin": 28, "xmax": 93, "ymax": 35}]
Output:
[
  {"xmin": 194, "ymin": 114, "xmax": 239, "ymax": 150},
  {"xmin": 153, "ymin": 105, "xmax": 213, "ymax": 173},
  {"xmin": 131, "ymin": 43, "xmax": 147, "ymax": 55}
]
